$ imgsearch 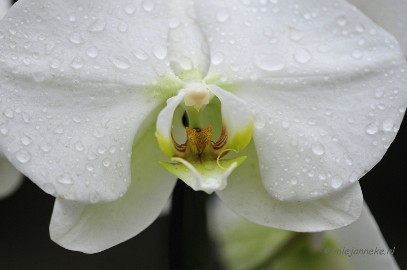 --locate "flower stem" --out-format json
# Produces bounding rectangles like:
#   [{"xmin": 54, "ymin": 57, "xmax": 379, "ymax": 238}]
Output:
[{"xmin": 169, "ymin": 181, "xmax": 221, "ymax": 269}]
